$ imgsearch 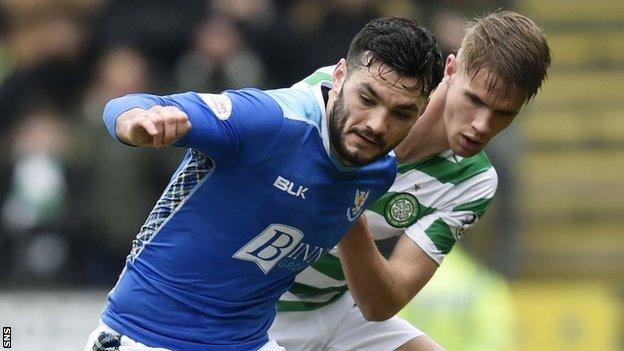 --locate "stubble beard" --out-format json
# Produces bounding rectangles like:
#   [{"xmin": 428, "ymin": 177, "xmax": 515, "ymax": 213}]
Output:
[{"xmin": 328, "ymin": 89, "xmax": 390, "ymax": 167}]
